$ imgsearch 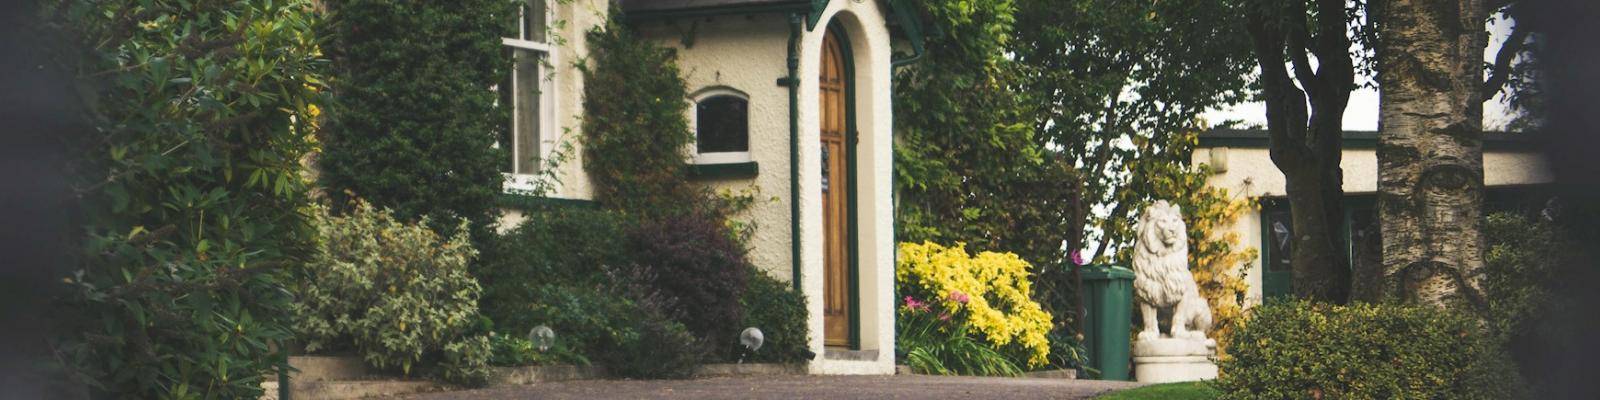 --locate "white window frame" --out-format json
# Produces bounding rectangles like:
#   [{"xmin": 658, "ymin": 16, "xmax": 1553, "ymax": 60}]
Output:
[
  {"xmin": 690, "ymin": 88, "xmax": 752, "ymax": 165},
  {"xmin": 502, "ymin": 0, "xmax": 558, "ymax": 193}
]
